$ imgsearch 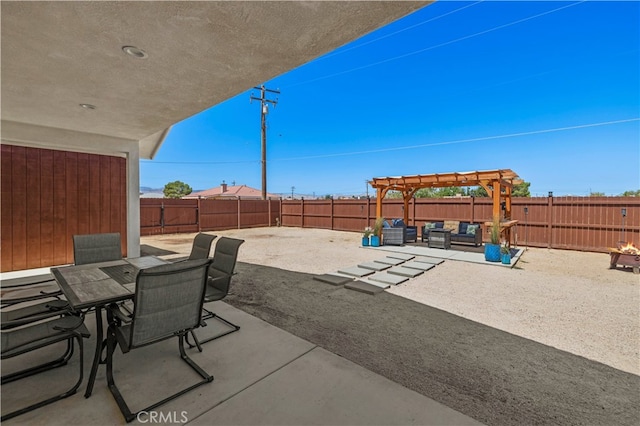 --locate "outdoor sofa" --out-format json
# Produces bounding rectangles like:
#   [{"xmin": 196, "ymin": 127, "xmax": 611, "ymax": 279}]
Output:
[
  {"xmin": 422, "ymin": 221, "xmax": 482, "ymax": 247},
  {"xmin": 382, "ymin": 219, "xmax": 418, "ymax": 245}
]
